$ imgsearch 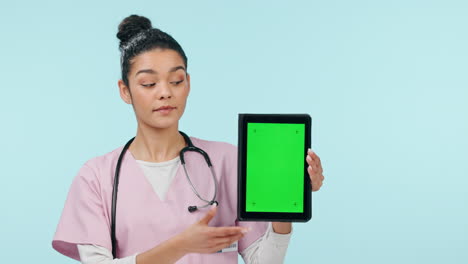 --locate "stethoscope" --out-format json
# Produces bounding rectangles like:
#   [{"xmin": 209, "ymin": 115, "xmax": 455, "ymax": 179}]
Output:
[{"xmin": 111, "ymin": 131, "xmax": 218, "ymax": 257}]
